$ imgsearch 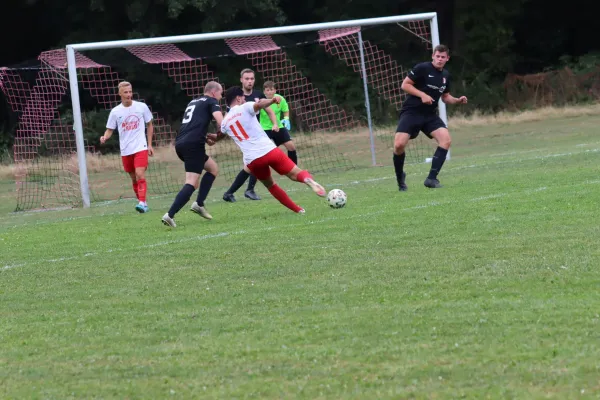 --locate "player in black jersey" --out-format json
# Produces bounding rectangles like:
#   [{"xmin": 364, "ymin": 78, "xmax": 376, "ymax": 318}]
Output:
[
  {"xmin": 162, "ymin": 81, "xmax": 224, "ymax": 228},
  {"xmin": 222, "ymin": 68, "xmax": 278, "ymax": 202},
  {"xmin": 393, "ymin": 44, "xmax": 468, "ymax": 190}
]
